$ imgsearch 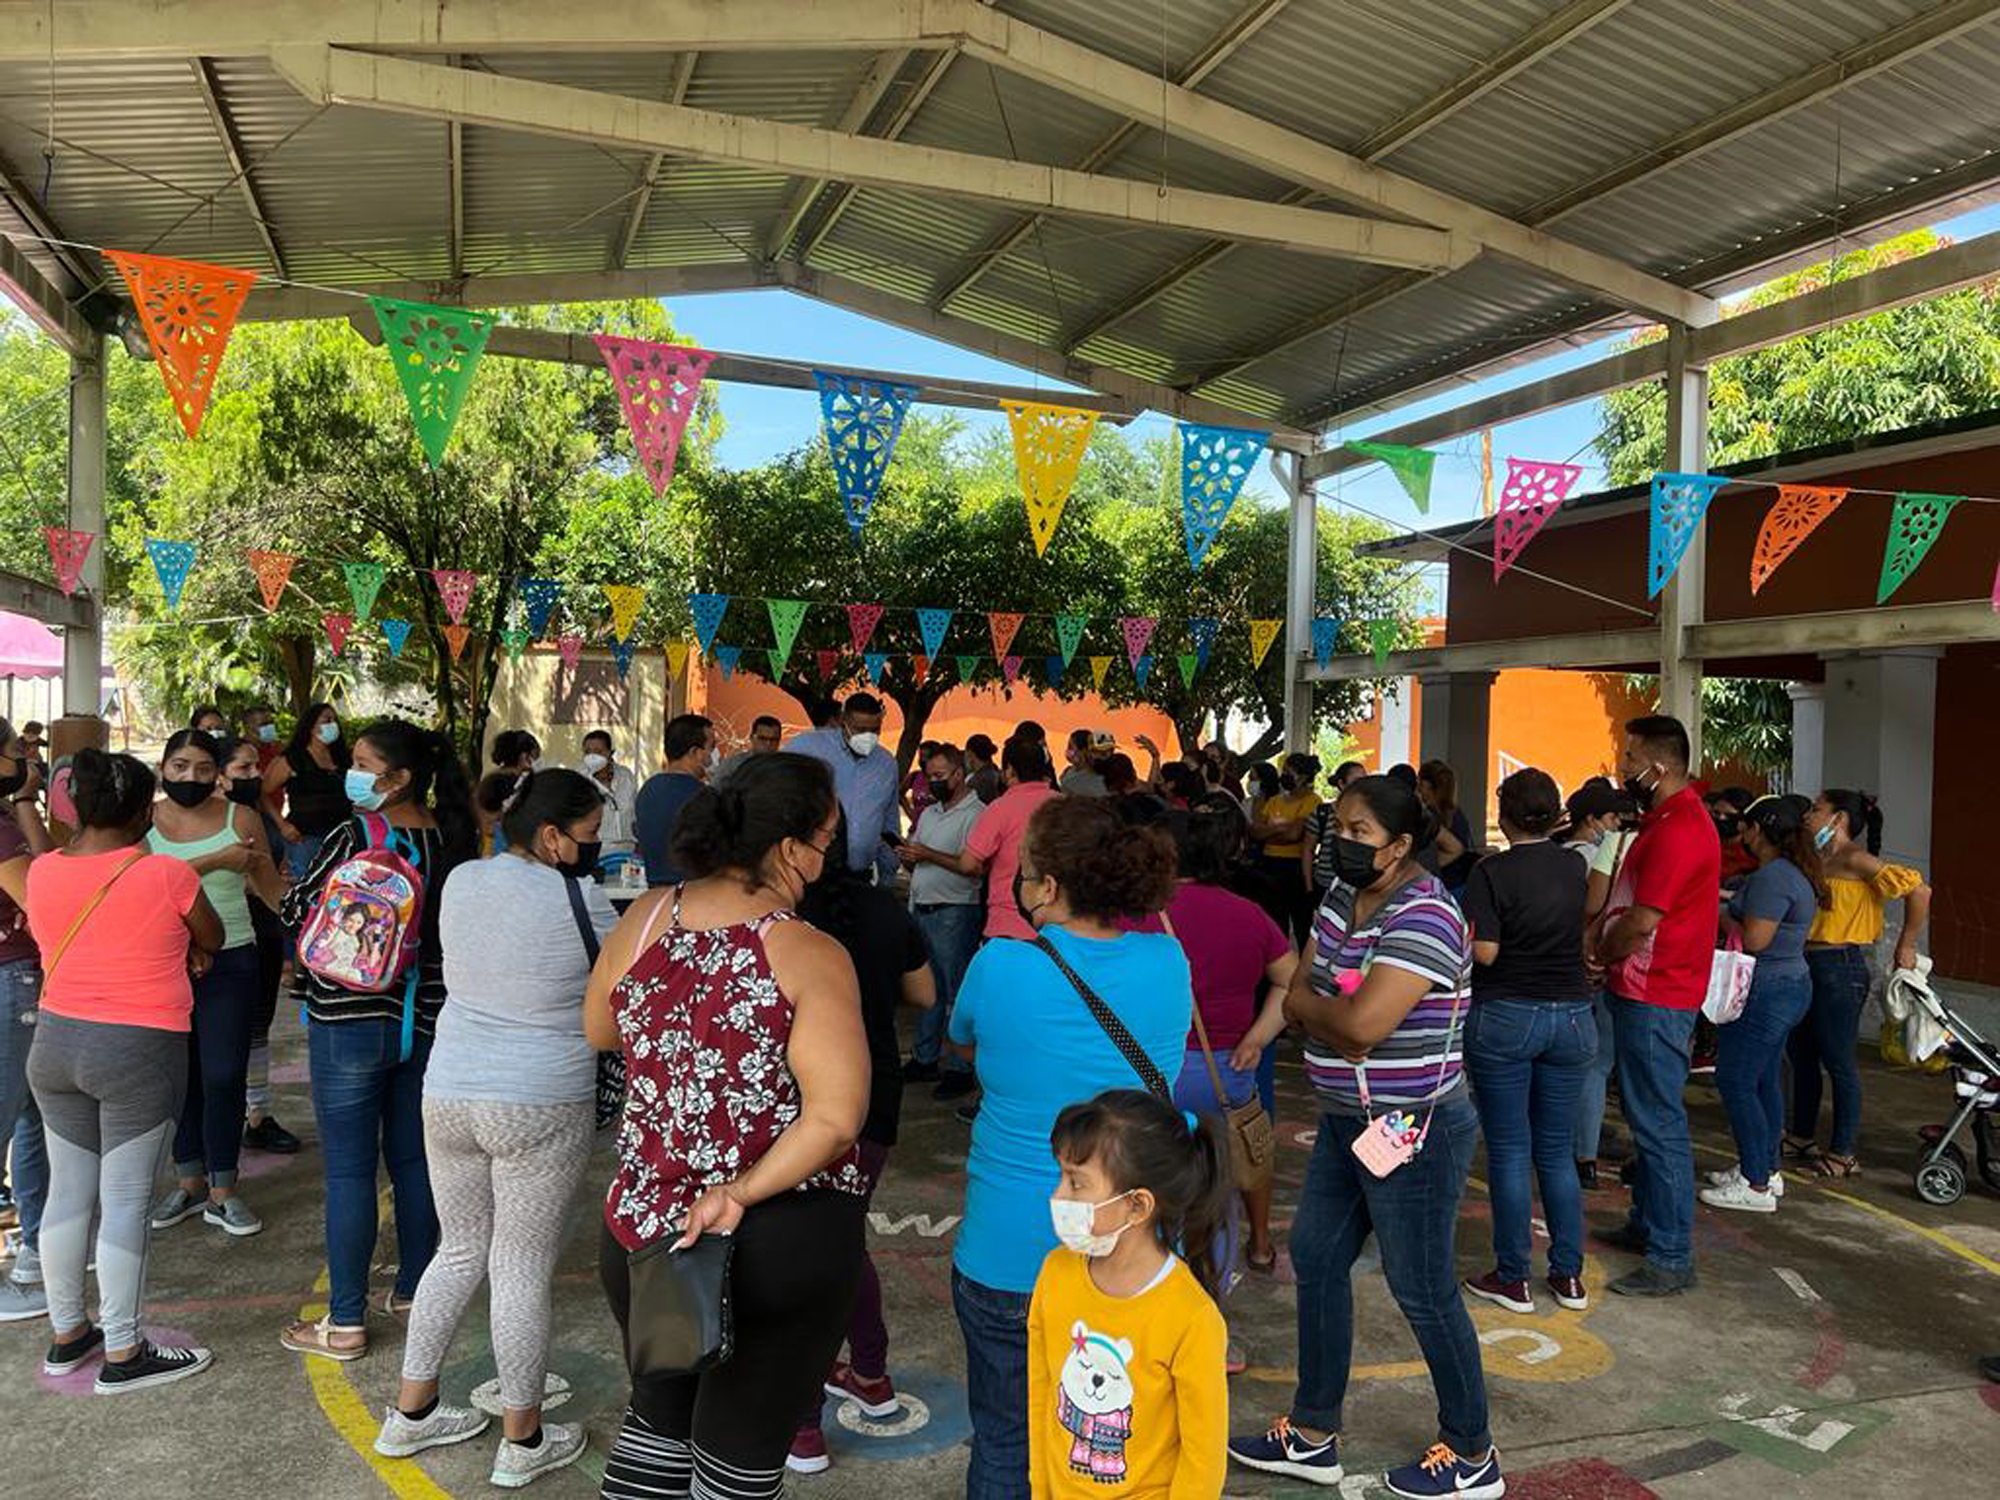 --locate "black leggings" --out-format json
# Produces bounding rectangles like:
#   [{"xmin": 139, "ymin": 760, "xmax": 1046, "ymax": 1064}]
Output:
[{"xmin": 599, "ymin": 1189, "xmax": 864, "ymax": 1499}]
